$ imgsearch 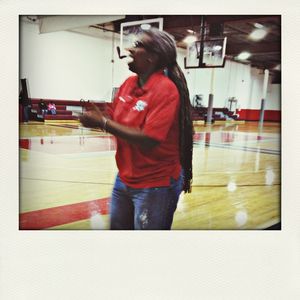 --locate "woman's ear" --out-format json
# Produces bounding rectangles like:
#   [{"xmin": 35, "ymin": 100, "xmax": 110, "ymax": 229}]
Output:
[{"xmin": 147, "ymin": 52, "xmax": 159, "ymax": 65}]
